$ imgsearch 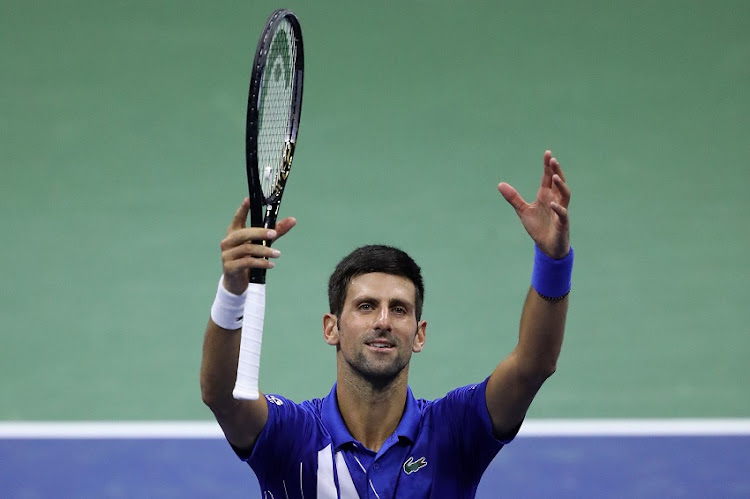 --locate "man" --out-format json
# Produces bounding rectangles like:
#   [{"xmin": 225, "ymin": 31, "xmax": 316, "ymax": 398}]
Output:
[{"xmin": 201, "ymin": 150, "xmax": 573, "ymax": 498}]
